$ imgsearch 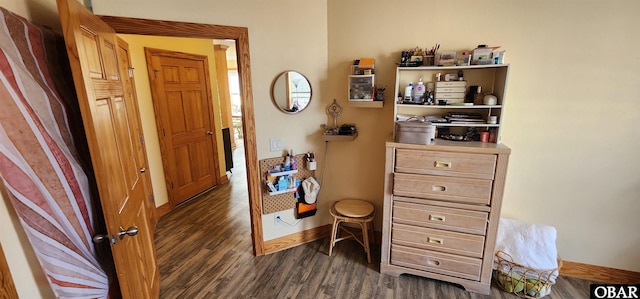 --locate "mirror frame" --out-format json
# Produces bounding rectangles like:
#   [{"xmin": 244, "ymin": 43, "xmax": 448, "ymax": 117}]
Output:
[{"xmin": 270, "ymin": 70, "xmax": 312, "ymax": 114}]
